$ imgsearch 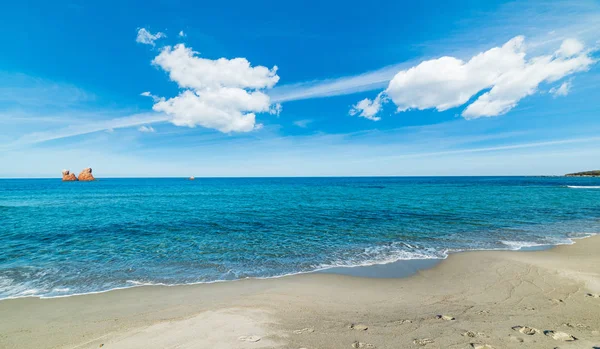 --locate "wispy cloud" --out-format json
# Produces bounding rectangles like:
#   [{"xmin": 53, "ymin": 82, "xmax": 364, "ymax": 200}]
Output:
[
  {"xmin": 293, "ymin": 119, "xmax": 313, "ymax": 128},
  {"xmin": 269, "ymin": 62, "xmax": 411, "ymax": 103},
  {"xmin": 7, "ymin": 113, "xmax": 167, "ymax": 148},
  {"xmin": 0, "ymin": 72, "xmax": 94, "ymax": 108},
  {"xmin": 375, "ymin": 136, "xmax": 600, "ymax": 161},
  {"xmin": 138, "ymin": 125, "xmax": 156, "ymax": 133},
  {"xmin": 3, "ymin": 113, "xmax": 600, "ymax": 177},
  {"xmin": 550, "ymin": 80, "xmax": 572, "ymax": 97}
]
